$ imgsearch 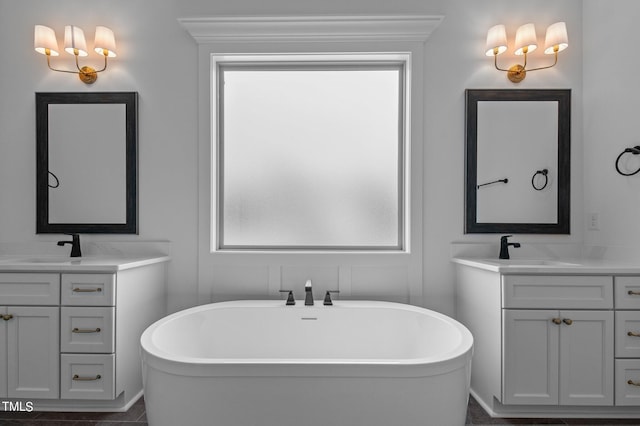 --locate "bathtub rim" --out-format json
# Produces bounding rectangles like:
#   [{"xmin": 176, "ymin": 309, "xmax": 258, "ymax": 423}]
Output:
[{"xmin": 140, "ymin": 300, "xmax": 473, "ymax": 378}]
